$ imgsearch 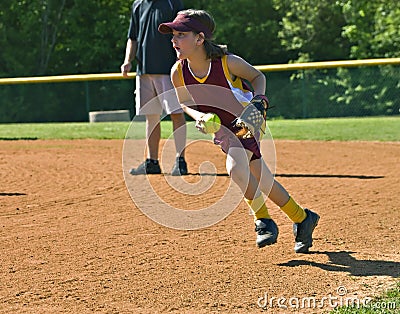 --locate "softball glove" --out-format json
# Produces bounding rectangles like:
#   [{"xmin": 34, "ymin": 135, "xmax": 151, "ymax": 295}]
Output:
[{"xmin": 235, "ymin": 95, "xmax": 269, "ymax": 138}]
